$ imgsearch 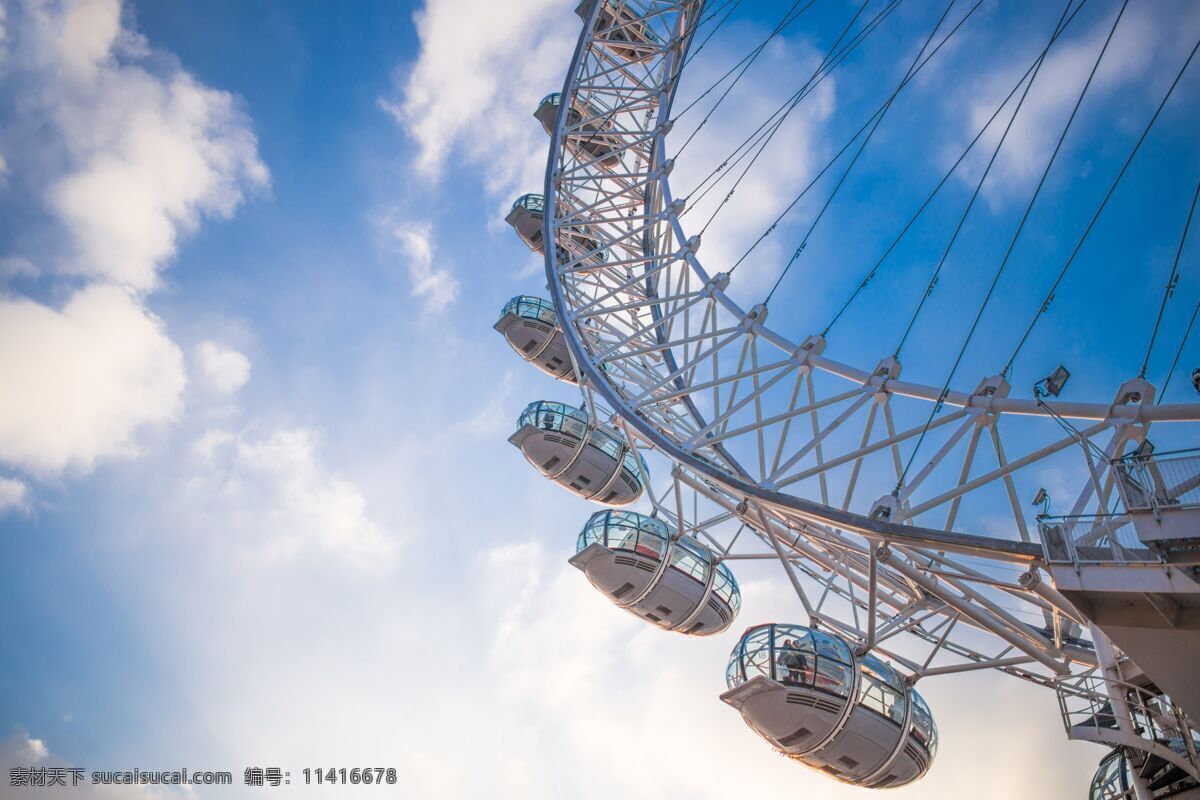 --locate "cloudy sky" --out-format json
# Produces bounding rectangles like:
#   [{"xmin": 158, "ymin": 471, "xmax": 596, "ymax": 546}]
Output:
[{"xmin": 1, "ymin": 0, "xmax": 1197, "ymax": 797}]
